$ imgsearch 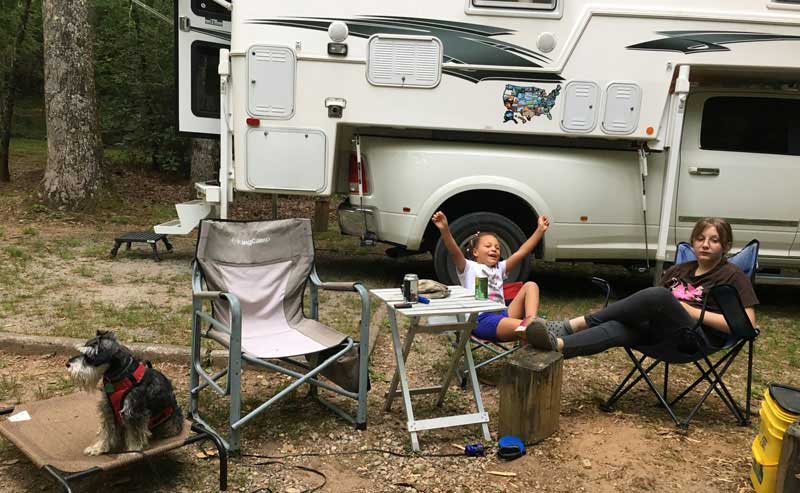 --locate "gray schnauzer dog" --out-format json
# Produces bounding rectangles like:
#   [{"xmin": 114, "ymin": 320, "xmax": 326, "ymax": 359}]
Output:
[{"xmin": 67, "ymin": 331, "xmax": 183, "ymax": 455}]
